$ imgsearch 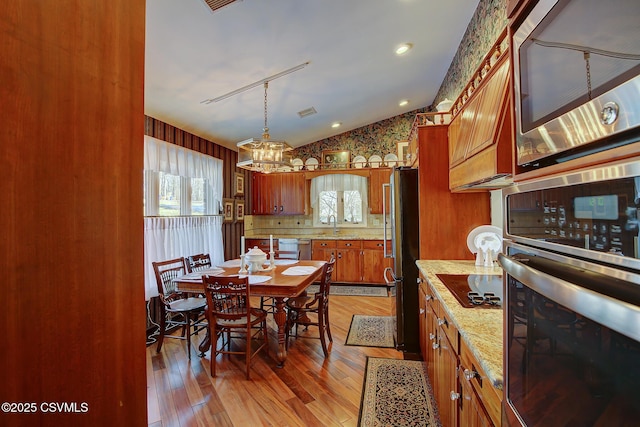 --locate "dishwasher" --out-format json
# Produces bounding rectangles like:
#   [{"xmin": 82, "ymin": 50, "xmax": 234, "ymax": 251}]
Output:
[{"xmin": 278, "ymin": 238, "xmax": 311, "ymax": 260}]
